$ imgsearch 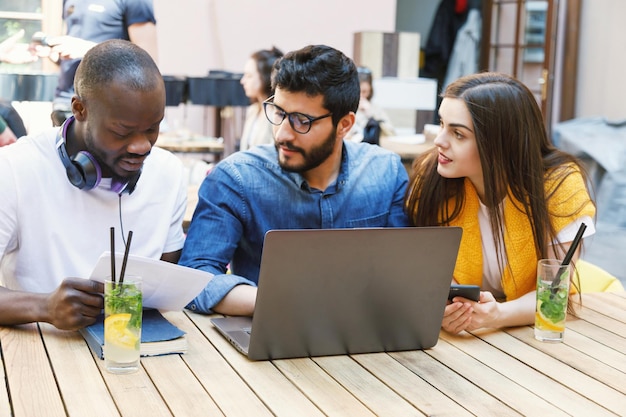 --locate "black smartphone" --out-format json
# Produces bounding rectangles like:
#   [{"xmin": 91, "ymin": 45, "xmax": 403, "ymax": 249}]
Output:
[{"xmin": 448, "ymin": 284, "xmax": 480, "ymax": 302}]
